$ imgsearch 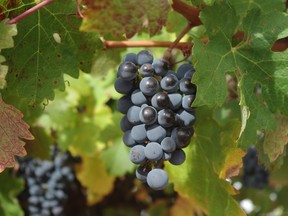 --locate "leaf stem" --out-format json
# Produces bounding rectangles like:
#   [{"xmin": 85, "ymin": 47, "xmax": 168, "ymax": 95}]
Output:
[
  {"xmin": 5, "ymin": 0, "xmax": 53, "ymax": 25},
  {"xmin": 163, "ymin": 22, "xmax": 194, "ymax": 62},
  {"xmin": 102, "ymin": 39, "xmax": 202, "ymax": 50},
  {"xmin": 171, "ymin": 0, "xmax": 201, "ymax": 26},
  {"xmin": 162, "ymin": 0, "xmax": 202, "ymax": 63}
]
